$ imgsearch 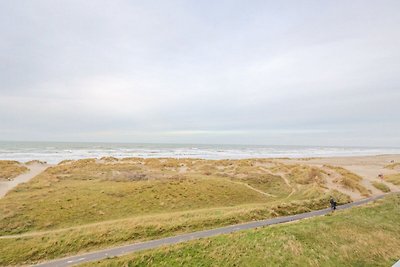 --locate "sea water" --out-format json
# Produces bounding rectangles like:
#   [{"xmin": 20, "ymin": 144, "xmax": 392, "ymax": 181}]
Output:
[{"xmin": 1, "ymin": 141, "xmax": 400, "ymax": 164}]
